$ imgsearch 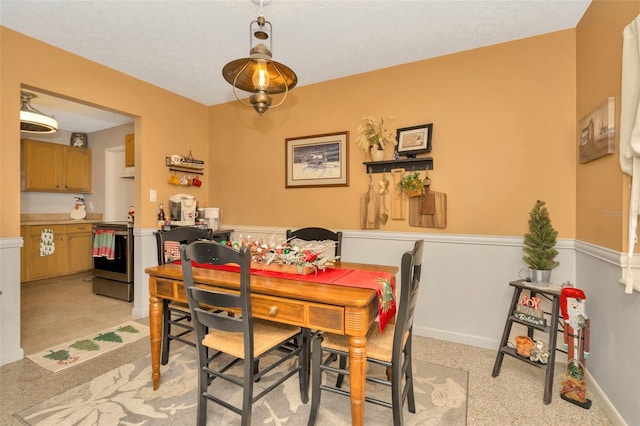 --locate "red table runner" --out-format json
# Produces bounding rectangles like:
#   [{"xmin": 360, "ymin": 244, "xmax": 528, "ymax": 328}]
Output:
[{"xmin": 180, "ymin": 261, "xmax": 396, "ymax": 332}]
